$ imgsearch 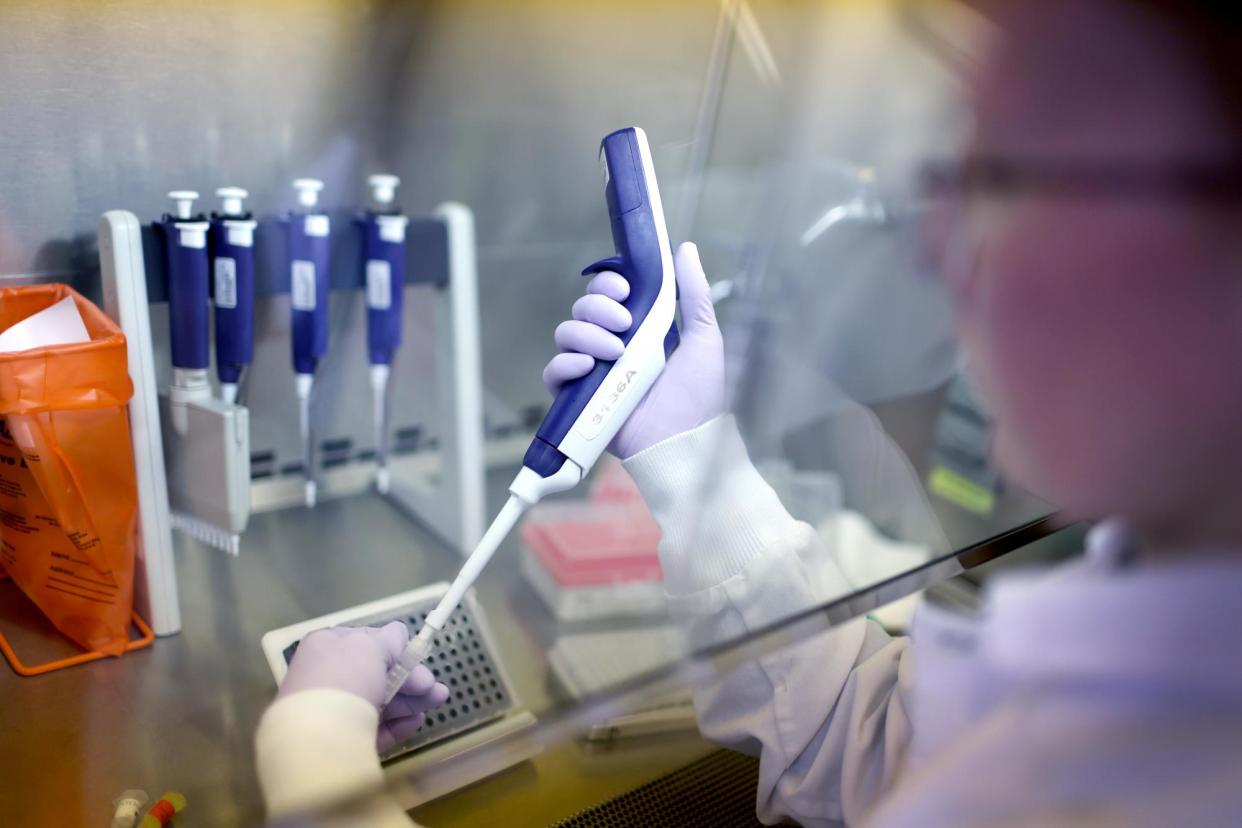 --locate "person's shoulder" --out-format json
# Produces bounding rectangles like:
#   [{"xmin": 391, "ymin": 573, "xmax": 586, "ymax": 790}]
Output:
[{"xmin": 869, "ymin": 699, "xmax": 1242, "ymax": 828}]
